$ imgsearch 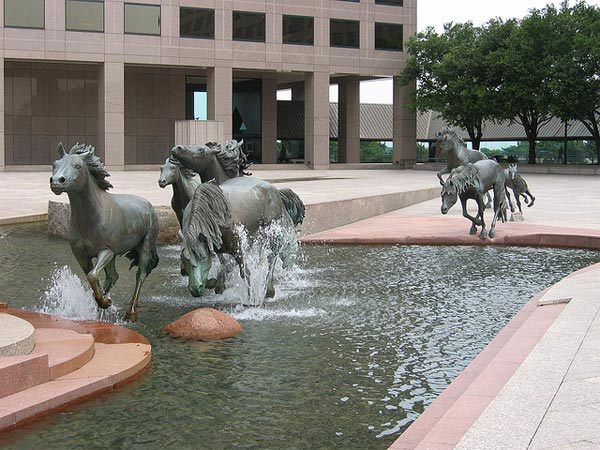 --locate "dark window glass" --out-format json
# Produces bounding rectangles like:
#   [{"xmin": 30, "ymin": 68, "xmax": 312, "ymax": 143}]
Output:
[
  {"xmin": 338, "ymin": 0, "xmax": 359, "ymax": 2},
  {"xmin": 282, "ymin": 15, "xmax": 313, "ymax": 45},
  {"xmin": 233, "ymin": 11, "xmax": 265, "ymax": 42},
  {"xmin": 4, "ymin": 0, "xmax": 44, "ymax": 29},
  {"xmin": 375, "ymin": 22, "xmax": 403, "ymax": 51},
  {"xmin": 180, "ymin": 7, "xmax": 214, "ymax": 39},
  {"xmin": 330, "ymin": 19, "xmax": 359, "ymax": 48},
  {"xmin": 124, "ymin": 3, "xmax": 160, "ymax": 36},
  {"xmin": 66, "ymin": 0, "xmax": 104, "ymax": 33},
  {"xmin": 375, "ymin": 0, "xmax": 403, "ymax": 5}
]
